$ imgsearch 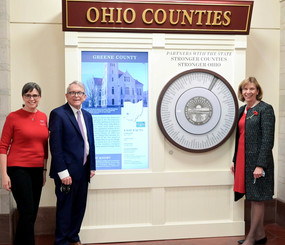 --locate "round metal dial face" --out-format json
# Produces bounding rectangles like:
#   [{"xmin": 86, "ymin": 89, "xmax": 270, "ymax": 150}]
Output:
[{"xmin": 157, "ymin": 69, "xmax": 238, "ymax": 153}]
